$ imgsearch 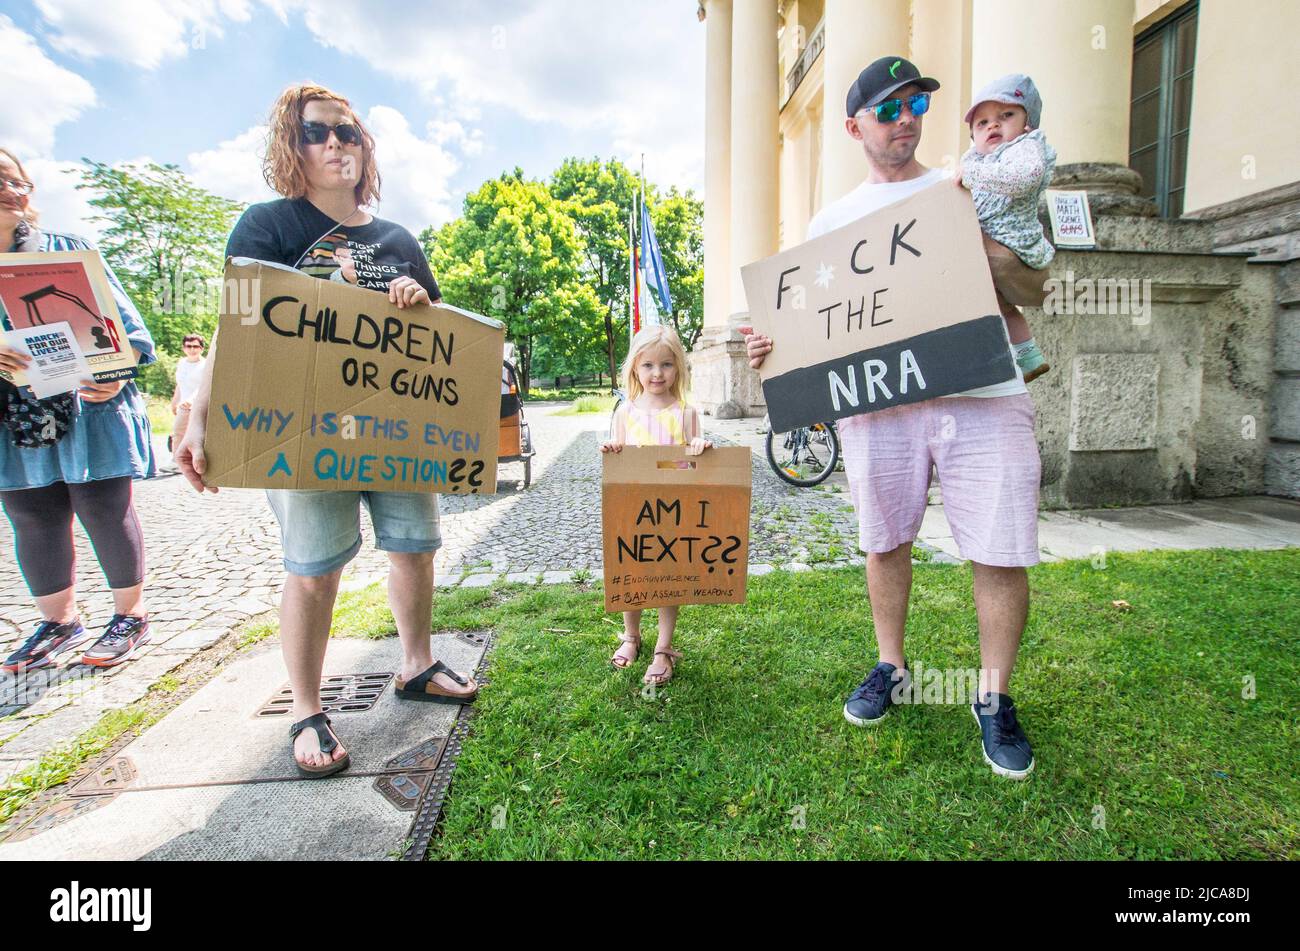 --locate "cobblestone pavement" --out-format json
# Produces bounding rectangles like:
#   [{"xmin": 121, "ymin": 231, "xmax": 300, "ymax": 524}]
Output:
[{"xmin": 0, "ymin": 402, "xmax": 862, "ymax": 779}]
